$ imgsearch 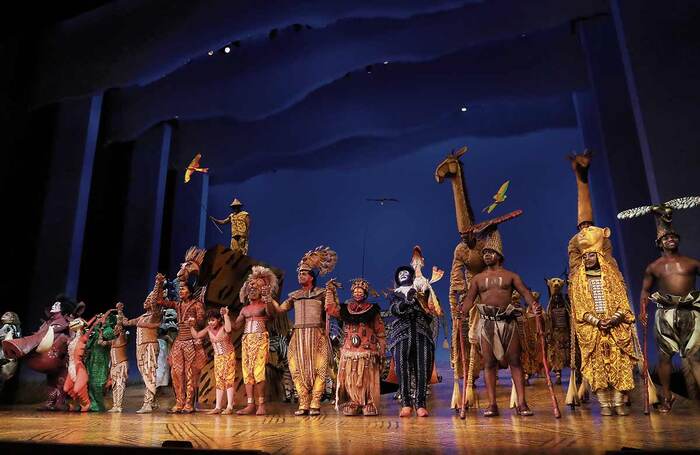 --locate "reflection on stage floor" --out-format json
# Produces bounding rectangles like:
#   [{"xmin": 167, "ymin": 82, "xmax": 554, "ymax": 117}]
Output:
[{"xmin": 0, "ymin": 371, "xmax": 698, "ymax": 454}]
